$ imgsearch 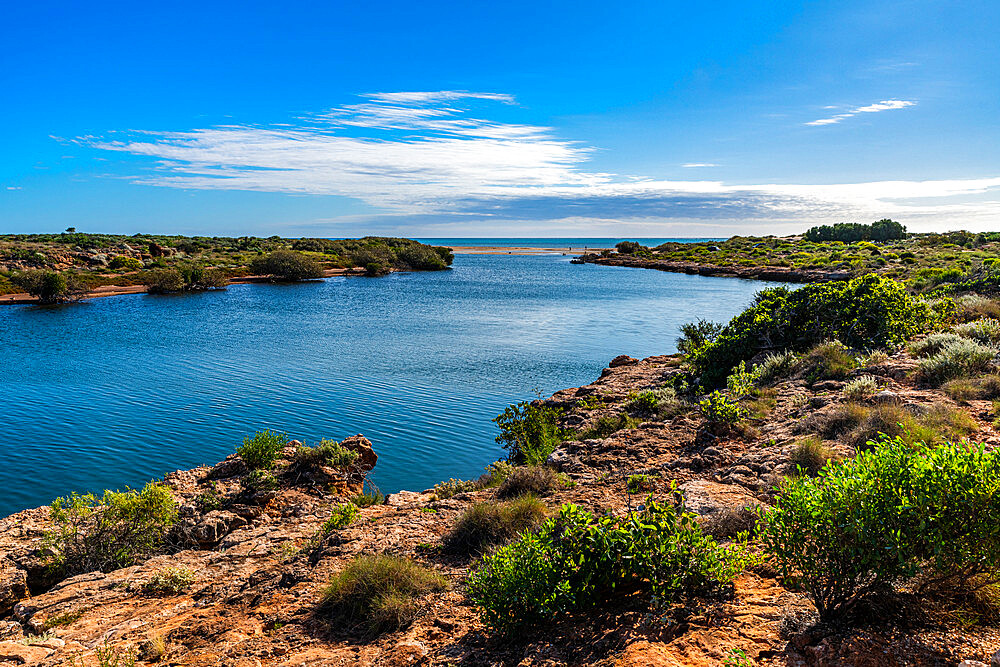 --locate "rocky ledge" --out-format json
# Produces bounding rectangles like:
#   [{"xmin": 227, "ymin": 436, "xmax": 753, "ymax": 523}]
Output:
[{"xmin": 0, "ymin": 353, "xmax": 999, "ymax": 665}]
